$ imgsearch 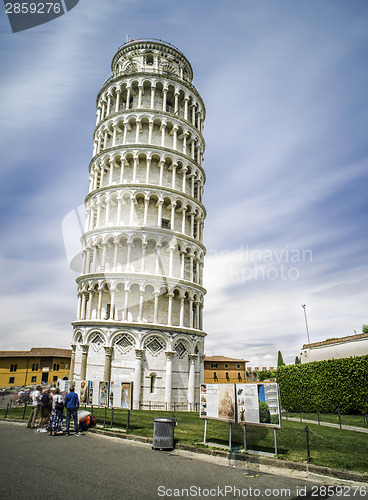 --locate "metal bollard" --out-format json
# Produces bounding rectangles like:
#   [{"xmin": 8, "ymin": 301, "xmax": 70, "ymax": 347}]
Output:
[
  {"xmin": 126, "ymin": 410, "xmax": 130, "ymax": 433},
  {"xmin": 305, "ymin": 426, "xmax": 311, "ymax": 463}
]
